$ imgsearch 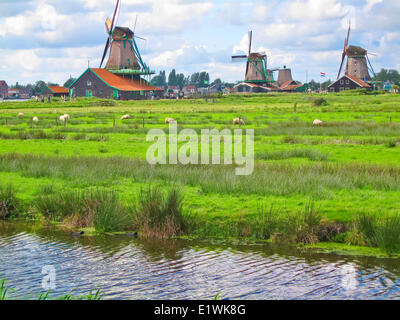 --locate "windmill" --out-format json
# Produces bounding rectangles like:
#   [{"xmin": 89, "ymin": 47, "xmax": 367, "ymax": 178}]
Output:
[
  {"xmin": 232, "ymin": 31, "xmax": 276, "ymax": 84},
  {"xmin": 99, "ymin": 0, "xmax": 153, "ymax": 78},
  {"xmin": 337, "ymin": 22, "xmax": 376, "ymax": 82}
]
